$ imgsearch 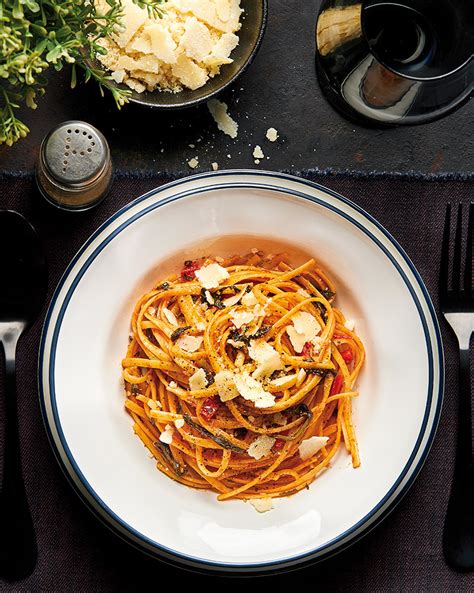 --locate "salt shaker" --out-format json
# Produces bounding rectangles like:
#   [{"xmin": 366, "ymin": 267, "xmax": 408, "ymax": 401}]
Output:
[{"xmin": 35, "ymin": 121, "xmax": 113, "ymax": 211}]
